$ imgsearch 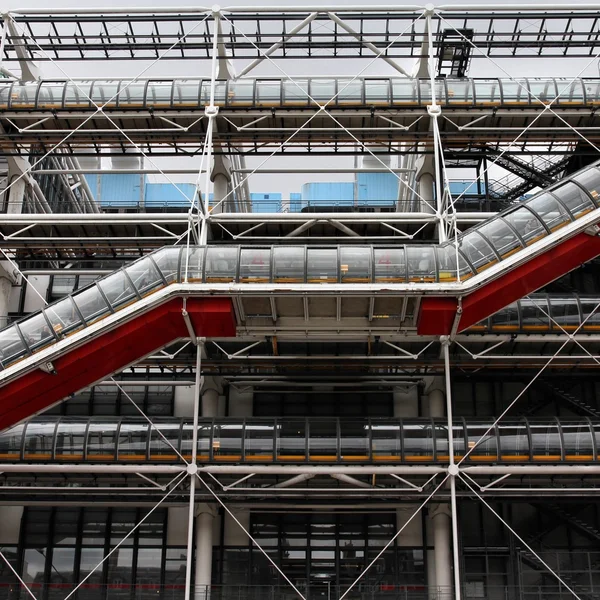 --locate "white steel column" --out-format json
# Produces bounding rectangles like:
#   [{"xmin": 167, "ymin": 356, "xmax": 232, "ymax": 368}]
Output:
[
  {"xmin": 202, "ymin": 387, "xmax": 219, "ymax": 418},
  {"xmin": 195, "ymin": 504, "xmax": 216, "ymax": 600}
]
